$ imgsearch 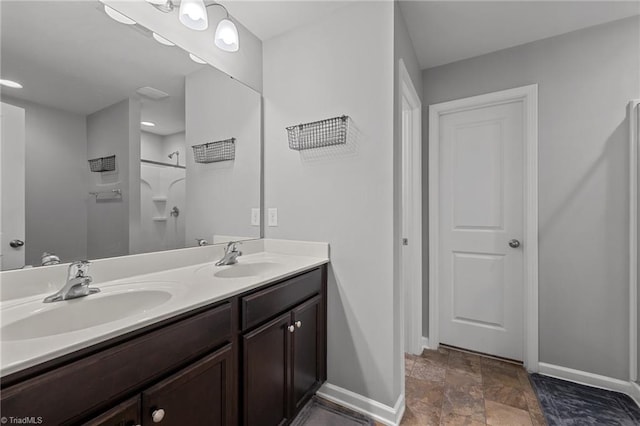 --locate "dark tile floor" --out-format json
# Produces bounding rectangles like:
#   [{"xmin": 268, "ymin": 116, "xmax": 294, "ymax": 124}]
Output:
[{"xmin": 401, "ymin": 347, "xmax": 546, "ymax": 425}]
